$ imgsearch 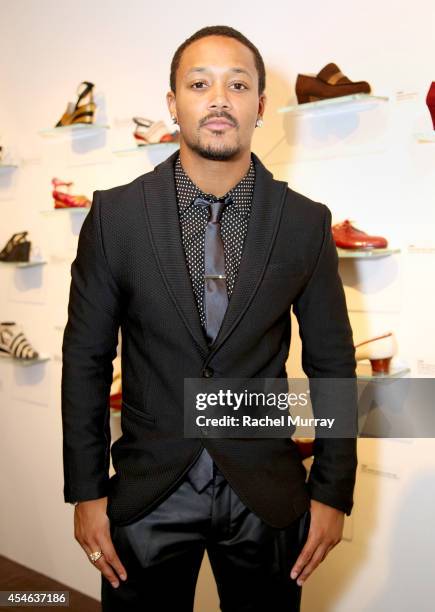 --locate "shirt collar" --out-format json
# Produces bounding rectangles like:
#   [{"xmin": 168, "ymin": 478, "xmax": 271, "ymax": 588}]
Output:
[{"xmin": 174, "ymin": 151, "xmax": 255, "ymax": 219}]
